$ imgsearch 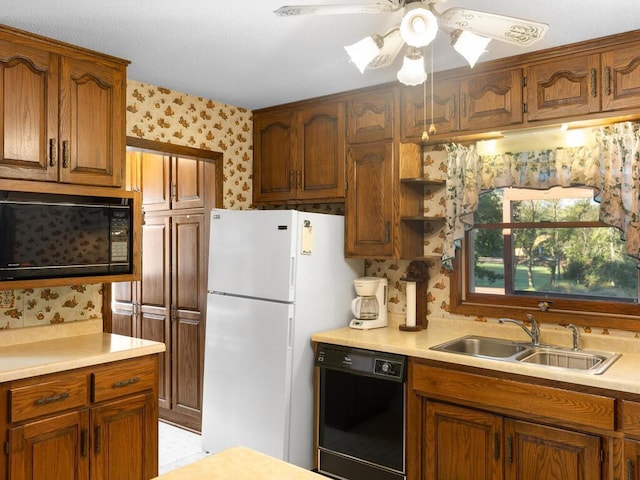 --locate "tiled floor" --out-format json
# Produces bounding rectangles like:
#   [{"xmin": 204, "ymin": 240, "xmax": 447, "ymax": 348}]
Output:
[{"xmin": 158, "ymin": 421, "xmax": 209, "ymax": 474}]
